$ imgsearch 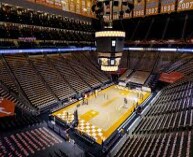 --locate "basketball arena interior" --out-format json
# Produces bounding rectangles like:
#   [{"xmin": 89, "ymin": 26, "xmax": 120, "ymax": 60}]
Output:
[{"xmin": 0, "ymin": 0, "xmax": 193, "ymax": 157}]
